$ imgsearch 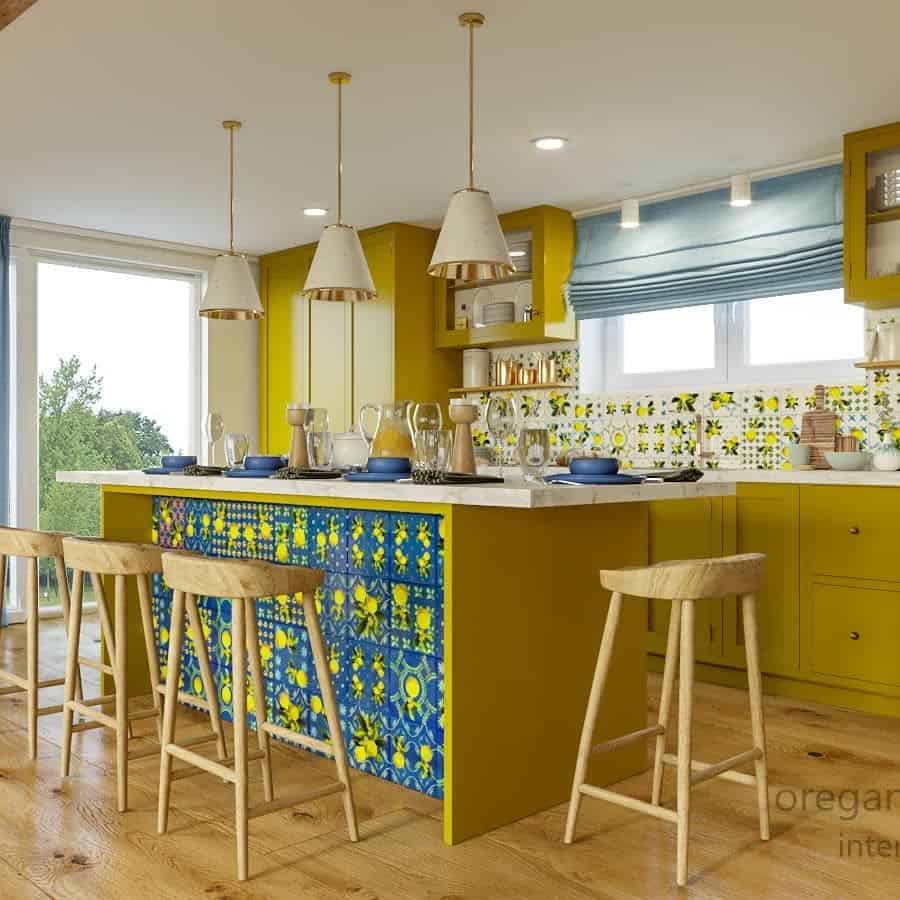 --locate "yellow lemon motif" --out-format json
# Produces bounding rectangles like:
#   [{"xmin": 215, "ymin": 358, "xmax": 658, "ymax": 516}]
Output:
[
  {"xmin": 328, "ymin": 531, "xmax": 339, "ymax": 547},
  {"xmin": 415, "ymin": 608, "xmax": 431, "ymax": 630},
  {"xmin": 764, "ymin": 433, "xmax": 777, "ymax": 446},
  {"xmin": 278, "ymin": 690, "xmax": 290, "ymax": 708},
  {"xmin": 316, "ymin": 532, "xmax": 326, "ymax": 549},
  {"xmin": 365, "ymin": 595, "xmax": 378, "ymax": 614},
  {"xmin": 295, "ymin": 669, "xmax": 307, "ymax": 688},
  {"xmin": 744, "ymin": 430, "xmax": 757, "ymax": 442},
  {"xmin": 247, "ymin": 693, "xmax": 256, "ymax": 713},
  {"xmin": 354, "ymin": 746, "xmax": 367, "ymax": 763},
  {"xmin": 310, "ymin": 696, "xmax": 324, "ymax": 715},
  {"xmin": 614, "ymin": 432, "xmax": 625, "ymax": 447},
  {"xmin": 393, "ymin": 751, "xmax": 405, "ymax": 769},
  {"xmin": 405, "ymin": 675, "xmax": 421, "ymax": 699},
  {"xmin": 364, "ymin": 738, "xmax": 378, "ymax": 758},
  {"xmin": 228, "ymin": 524, "xmax": 239, "ymax": 540},
  {"xmin": 276, "ymin": 544, "xmax": 288, "ymax": 563},
  {"xmin": 765, "ymin": 397, "xmax": 778, "ymax": 411},
  {"xmin": 222, "ymin": 630, "xmax": 231, "ymax": 649},
  {"xmin": 420, "ymin": 745, "xmax": 433, "ymax": 763},
  {"xmin": 193, "ymin": 676, "xmax": 203, "ymax": 695},
  {"xmin": 288, "ymin": 704, "xmax": 300, "ymax": 722},
  {"xmin": 354, "ymin": 583, "xmax": 367, "ymax": 604},
  {"xmin": 243, "ymin": 525, "xmax": 255, "ymax": 542},
  {"xmin": 293, "ymin": 527, "xmax": 306, "ymax": 547},
  {"xmin": 222, "ymin": 685, "xmax": 232, "ymax": 704},
  {"xmin": 160, "ymin": 627, "xmax": 169, "ymax": 645},
  {"xmin": 781, "ymin": 416, "xmax": 794, "ymax": 430},
  {"xmin": 828, "ymin": 387, "xmax": 841, "ymax": 399},
  {"xmin": 260, "ymin": 643, "xmax": 272, "ymax": 662},
  {"xmin": 275, "ymin": 629, "xmax": 287, "ymax": 649},
  {"xmin": 334, "ymin": 589, "xmax": 345, "ymax": 611}
]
